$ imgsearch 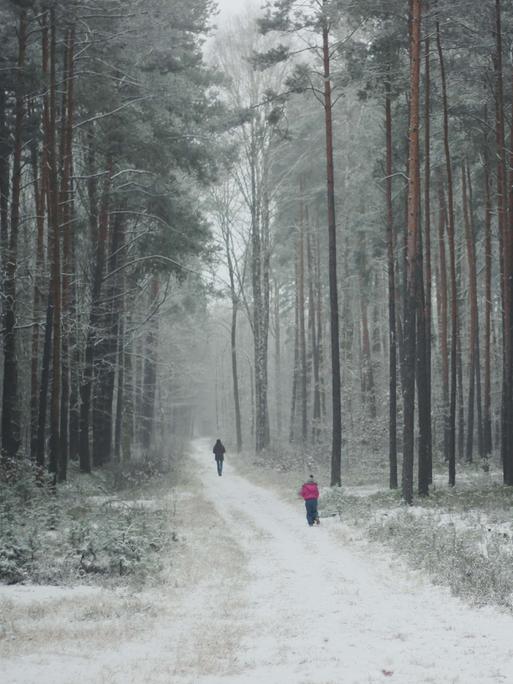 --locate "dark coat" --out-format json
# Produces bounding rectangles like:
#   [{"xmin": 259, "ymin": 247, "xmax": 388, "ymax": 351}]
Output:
[{"xmin": 213, "ymin": 440, "xmax": 226, "ymax": 460}]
